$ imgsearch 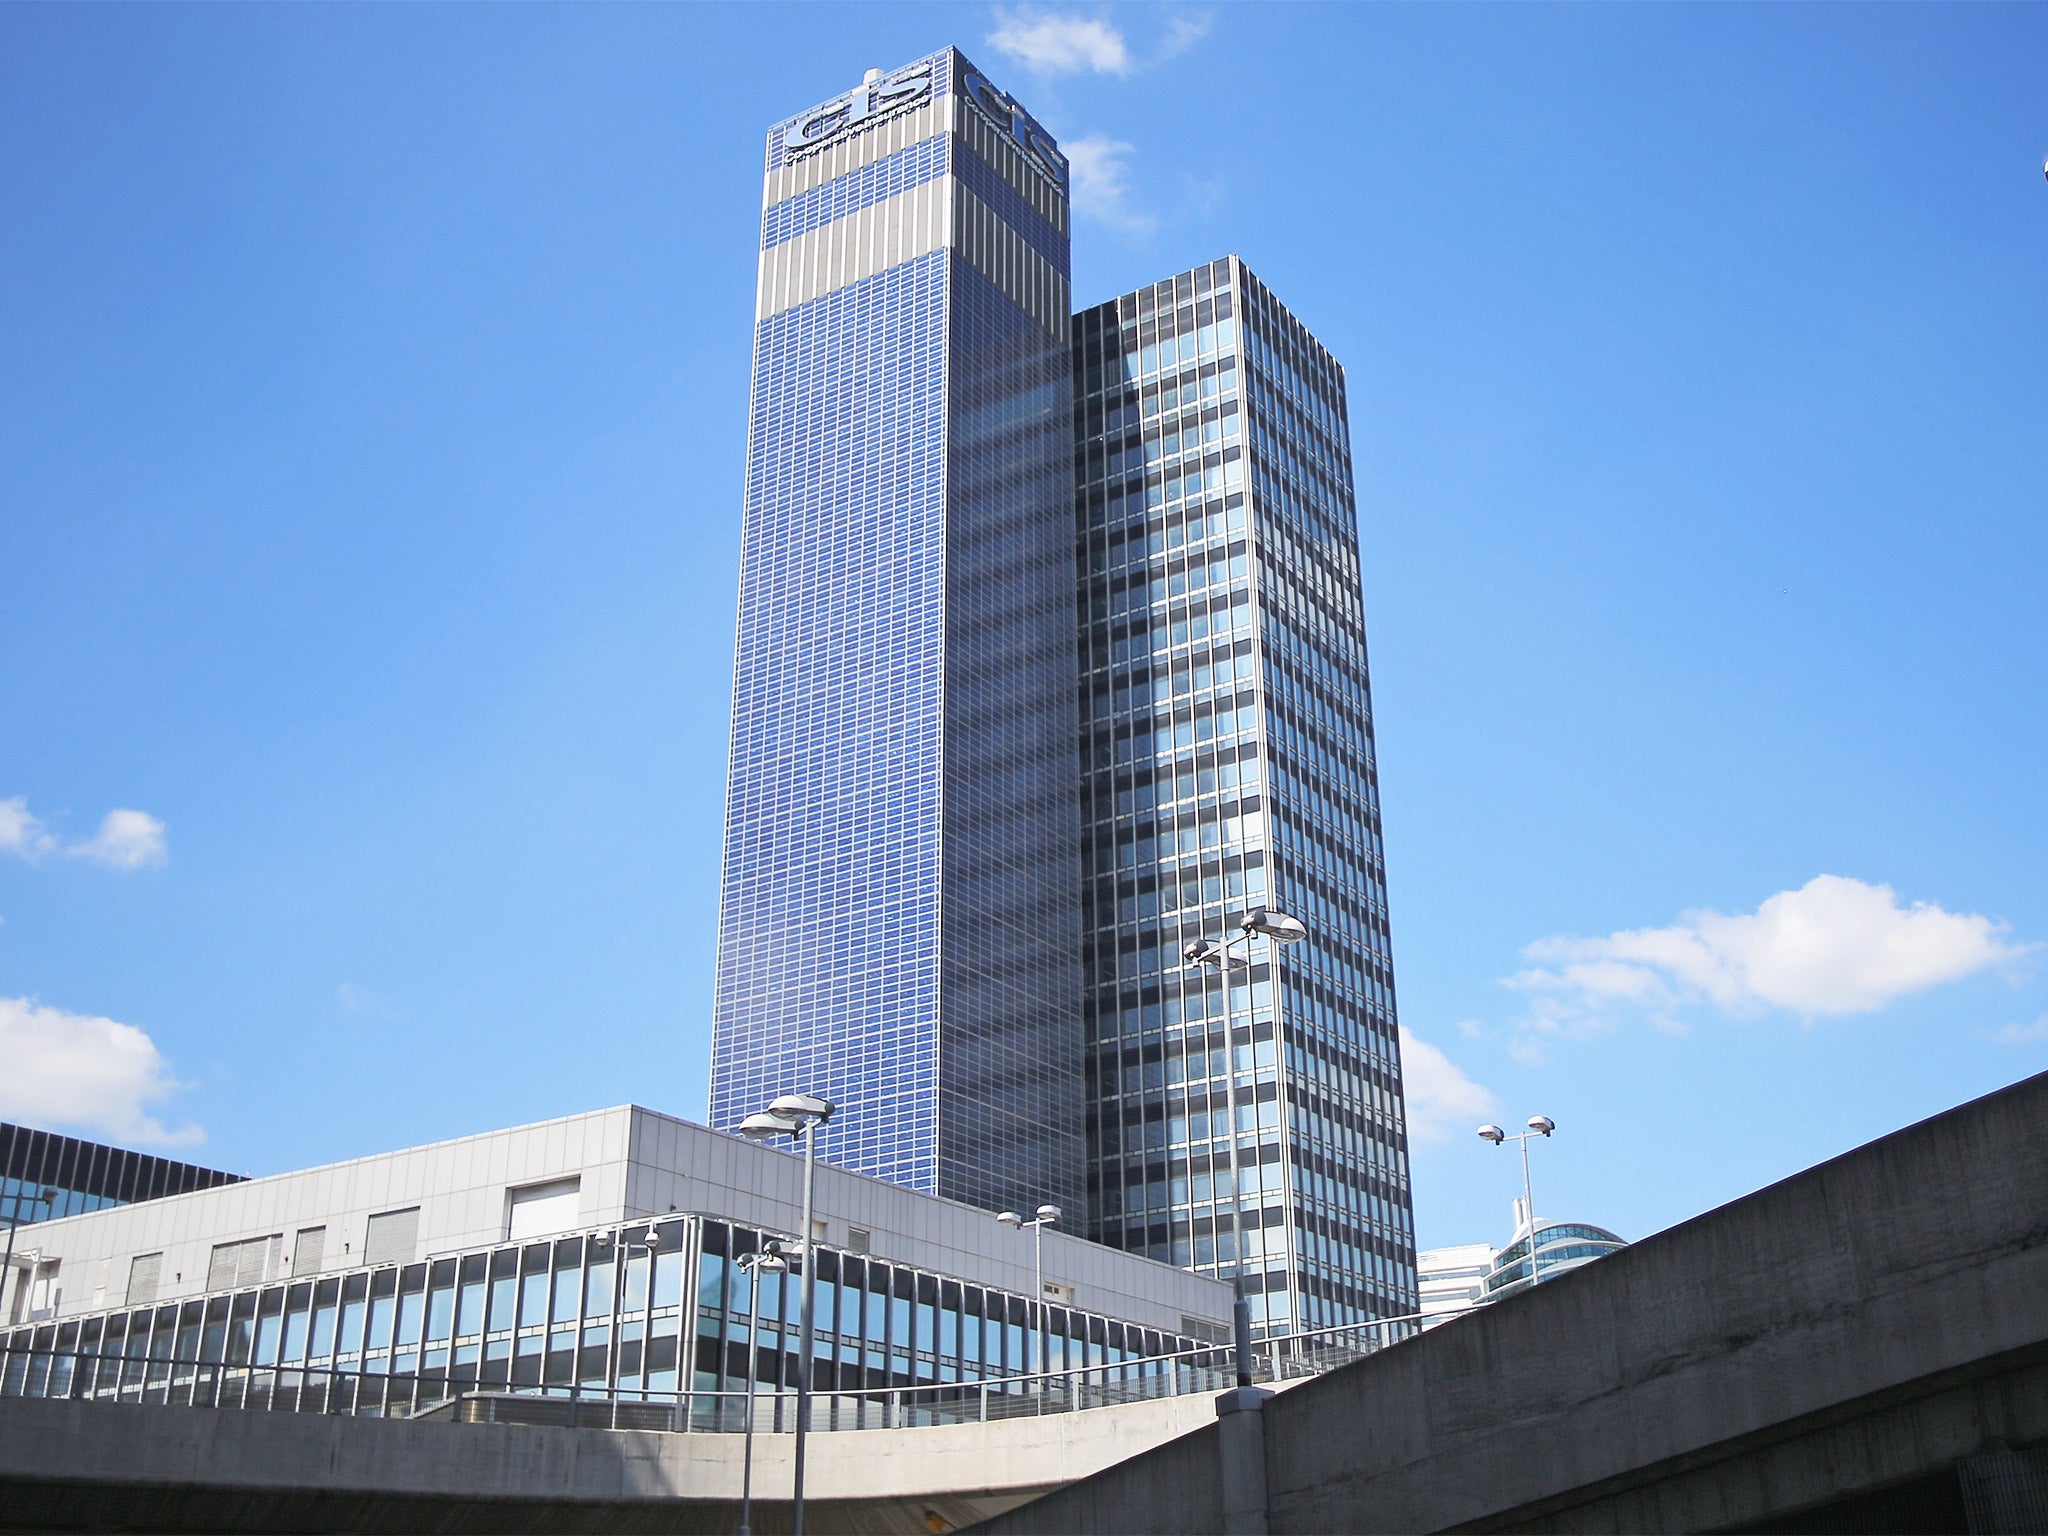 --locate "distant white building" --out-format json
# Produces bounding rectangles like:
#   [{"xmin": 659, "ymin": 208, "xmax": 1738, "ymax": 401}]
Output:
[
  {"xmin": 1417, "ymin": 1200, "xmax": 1627, "ymax": 1326},
  {"xmin": 1417, "ymin": 1241, "xmax": 1494, "ymax": 1327}
]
